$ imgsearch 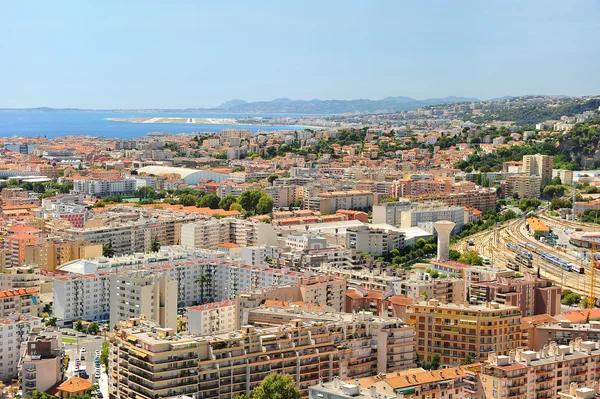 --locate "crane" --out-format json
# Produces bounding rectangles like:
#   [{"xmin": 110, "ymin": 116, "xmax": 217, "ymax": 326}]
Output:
[{"xmin": 589, "ymin": 238, "xmax": 597, "ymax": 309}]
